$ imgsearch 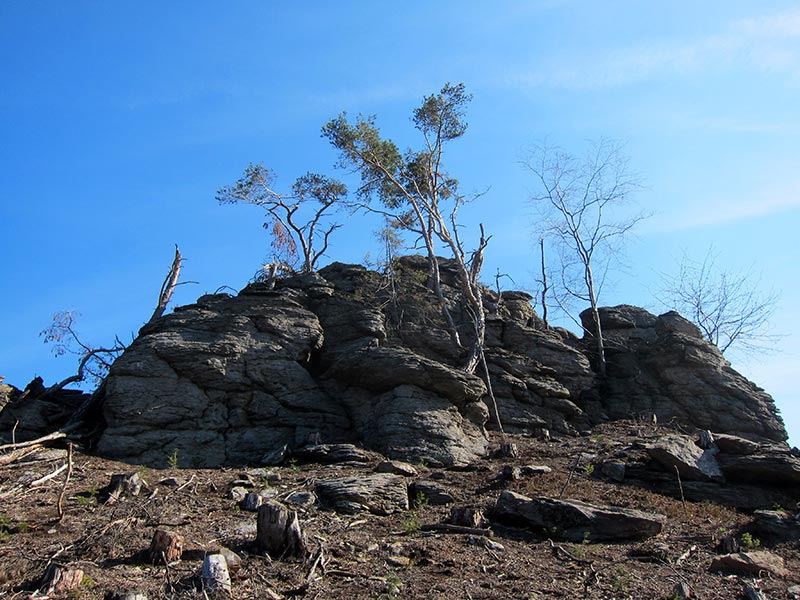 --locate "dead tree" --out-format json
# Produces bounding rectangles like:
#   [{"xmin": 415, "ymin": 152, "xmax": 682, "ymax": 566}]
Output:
[
  {"xmin": 660, "ymin": 247, "xmax": 780, "ymax": 355},
  {"xmin": 525, "ymin": 139, "xmax": 646, "ymax": 377},
  {"xmin": 146, "ymin": 245, "xmax": 182, "ymax": 325}
]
